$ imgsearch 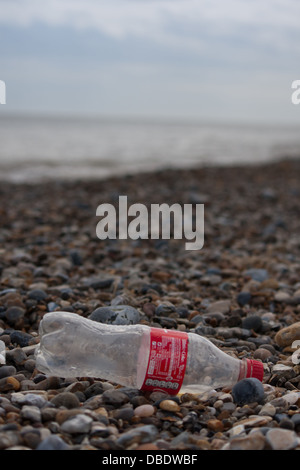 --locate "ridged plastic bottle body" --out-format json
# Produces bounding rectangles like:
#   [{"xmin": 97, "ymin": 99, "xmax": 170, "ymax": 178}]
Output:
[
  {"xmin": 35, "ymin": 311, "xmax": 148, "ymax": 388},
  {"xmin": 35, "ymin": 312, "xmax": 251, "ymax": 394}
]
